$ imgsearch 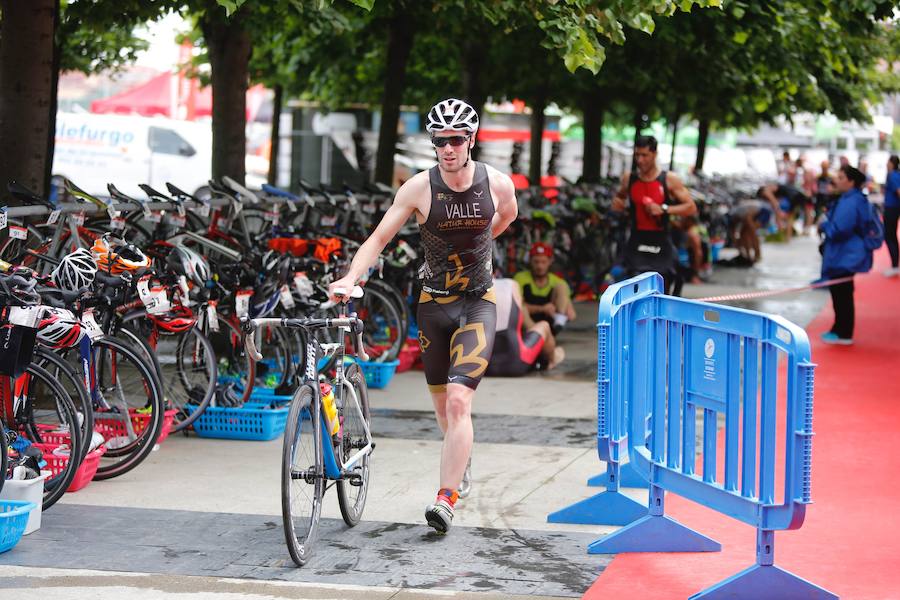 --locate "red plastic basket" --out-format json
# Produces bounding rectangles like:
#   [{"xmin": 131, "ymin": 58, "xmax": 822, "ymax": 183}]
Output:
[
  {"xmin": 31, "ymin": 442, "xmax": 106, "ymax": 493},
  {"xmin": 156, "ymin": 409, "xmax": 178, "ymax": 444},
  {"xmin": 396, "ymin": 338, "xmax": 422, "ymax": 373},
  {"xmin": 93, "ymin": 408, "xmax": 177, "ymax": 445}
]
